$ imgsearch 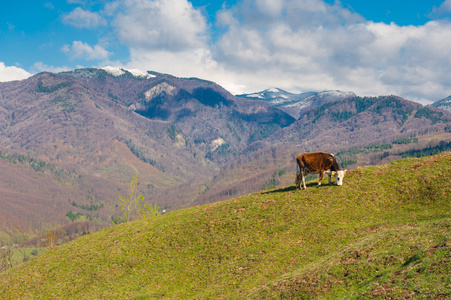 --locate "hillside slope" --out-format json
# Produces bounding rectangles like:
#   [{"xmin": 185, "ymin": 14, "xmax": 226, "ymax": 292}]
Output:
[{"xmin": 1, "ymin": 153, "xmax": 450, "ymax": 299}]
